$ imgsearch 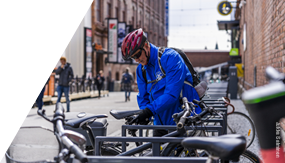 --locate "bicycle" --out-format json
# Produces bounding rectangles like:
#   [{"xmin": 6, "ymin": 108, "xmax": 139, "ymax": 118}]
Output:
[
  {"xmin": 242, "ymin": 66, "xmax": 285, "ymax": 163},
  {"xmin": 182, "ymin": 135, "xmax": 260, "ymax": 163},
  {"xmin": 6, "ymin": 101, "xmax": 260, "ymax": 163},
  {"xmin": 108, "ymin": 98, "xmax": 260, "ymax": 162},
  {"xmin": 201, "ymin": 96, "xmax": 256, "ymax": 148},
  {"xmin": 222, "ymin": 97, "xmax": 256, "ymax": 148}
]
